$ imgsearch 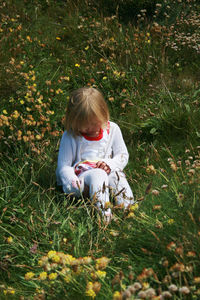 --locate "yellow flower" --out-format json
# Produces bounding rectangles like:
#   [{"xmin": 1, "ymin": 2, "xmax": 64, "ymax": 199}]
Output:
[
  {"xmin": 3, "ymin": 110, "xmax": 8, "ymax": 115},
  {"xmin": 7, "ymin": 236, "xmax": 13, "ymax": 244},
  {"xmin": 63, "ymin": 76, "xmax": 70, "ymax": 81},
  {"xmin": 113, "ymin": 291, "xmax": 122, "ymax": 300},
  {"xmin": 26, "ymin": 35, "xmax": 32, "ymax": 42},
  {"xmin": 20, "ymin": 100, "xmax": 24, "ymax": 104},
  {"xmin": 167, "ymin": 219, "xmax": 174, "ymax": 225},
  {"xmin": 85, "ymin": 45, "xmax": 89, "ymax": 50},
  {"xmin": 39, "ymin": 272, "xmax": 47, "ymax": 280},
  {"xmin": 95, "ymin": 257, "xmax": 110, "ymax": 270},
  {"xmin": 64, "ymin": 274, "xmax": 72, "ymax": 283},
  {"xmin": 56, "ymin": 37, "xmax": 61, "ymax": 40},
  {"xmin": 75, "ymin": 63, "xmax": 80, "ymax": 68},
  {"xmin": 25, "ymin": 272, "xmax": 35, "ymax": 280},
  {"xmin": 12, "ymin": 110, "xmax": 20, "ymax": 119},
  {"xmin": 127, "ymin": 212, "xmax": 135, "ymax": 218},
  {"xmin": 102, "ymin": 76, "xmax": 107, "ymax": 80},
  {"xmin": 130, "ymin": 203, "xmax": 139, "ymax": 212},
  {"xmin": 95, "ymin": 270, "xmax": 106, "ymax": 279},
  {"xmin": 48, "ymin": 272, "xmax": 58, "ymax": 280},
  {"xmin": 146, "ymin": 165, "xmax": 156, "ymax": 174},
  {"xmin": 146, "ymin": 32, "xmax": 150, "ymax": 37},
  {"xmin": 62, "ymin": 254, "xmax": 76, "ymax": 265},
  {"xmin": 51, "ymin": 254, "xmax": 60, "ymax": 263},
  {"xmin": 85, "ymin": 289, "xmax": 96, "ymax": 298},
  {"xmin": 143, "ymin": 282, "xmax": 150, "ymax": 289},
  {"xmin": 7, "ymin": 288, "xmax": 15, "ymax": 295},
  {"xmin": 35, "ymin": 135, "xmax": 41, "ymax": 140},
  {"xmin": 48, "ymin": 250, "xmax": 57, "ymax": 259}
]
